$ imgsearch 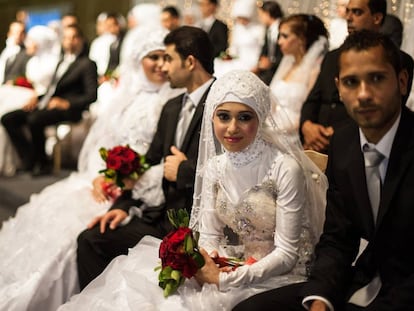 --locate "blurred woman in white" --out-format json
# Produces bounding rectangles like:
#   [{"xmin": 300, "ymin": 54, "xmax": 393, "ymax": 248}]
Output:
[
  {"xmin": 214, "ymin": 0, "xmax": 264, "ymax": 77},
  {"xmin": 269, "ymin": 14, "xmax": 328, "ymax": 142},
  {"xmin": 0, "ymin": 25, "xmax": 59, "ymax": 176},
  {"xmin": 0, "ymin": 26, "xmax": 181, "ymax": 311}
]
